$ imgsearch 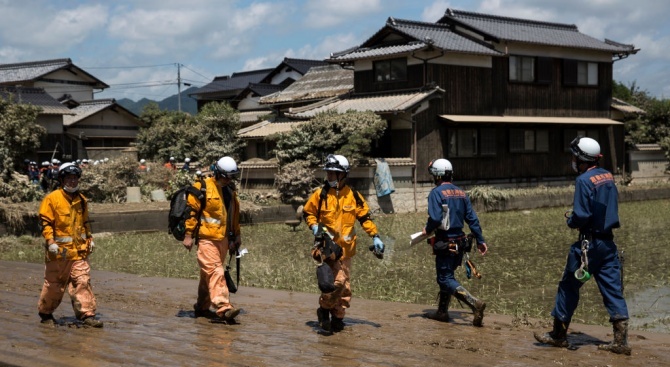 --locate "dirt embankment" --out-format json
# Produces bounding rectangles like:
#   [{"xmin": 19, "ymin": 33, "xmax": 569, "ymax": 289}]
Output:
[{"xmin": 0, "ymin": 260, "xmax": 668, "ymax": 367}]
